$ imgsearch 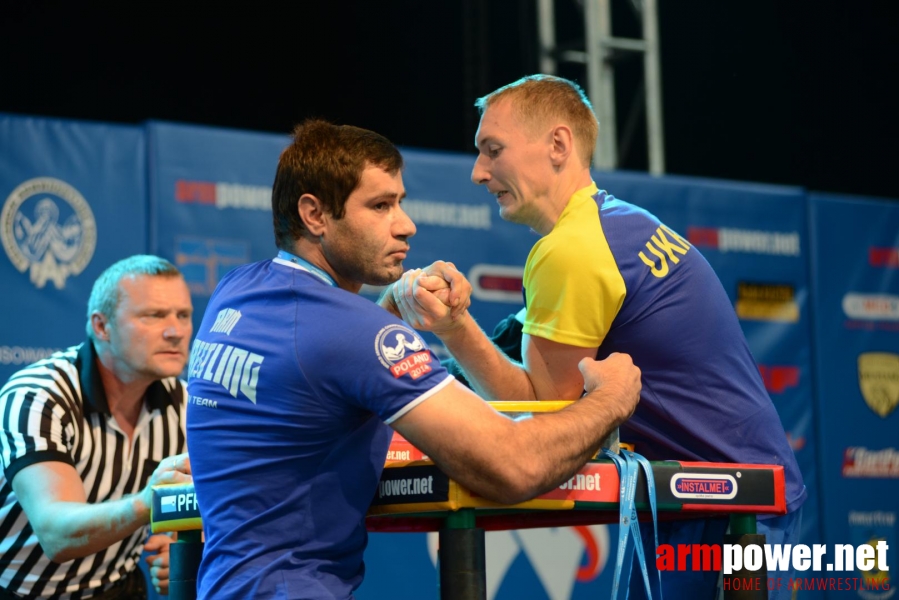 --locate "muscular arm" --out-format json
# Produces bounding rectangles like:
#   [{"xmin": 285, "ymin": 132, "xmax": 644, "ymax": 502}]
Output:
[
  {"xmin": 392, "ymin": 354, "xmax": 640, "ymax": 504},
  {"xmin": 434, "ymin": 312, "xmax": 596, "ymax": 401},
  {"xmin": 11, "ymin": 453, "xmax": 191, "ymax": 563}
]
